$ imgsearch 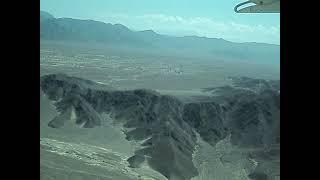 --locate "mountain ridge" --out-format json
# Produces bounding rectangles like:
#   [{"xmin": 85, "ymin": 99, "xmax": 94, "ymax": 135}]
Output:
[{"xmin": 40, "ymin": 73, "xmax": 280, "ymax": 180}]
